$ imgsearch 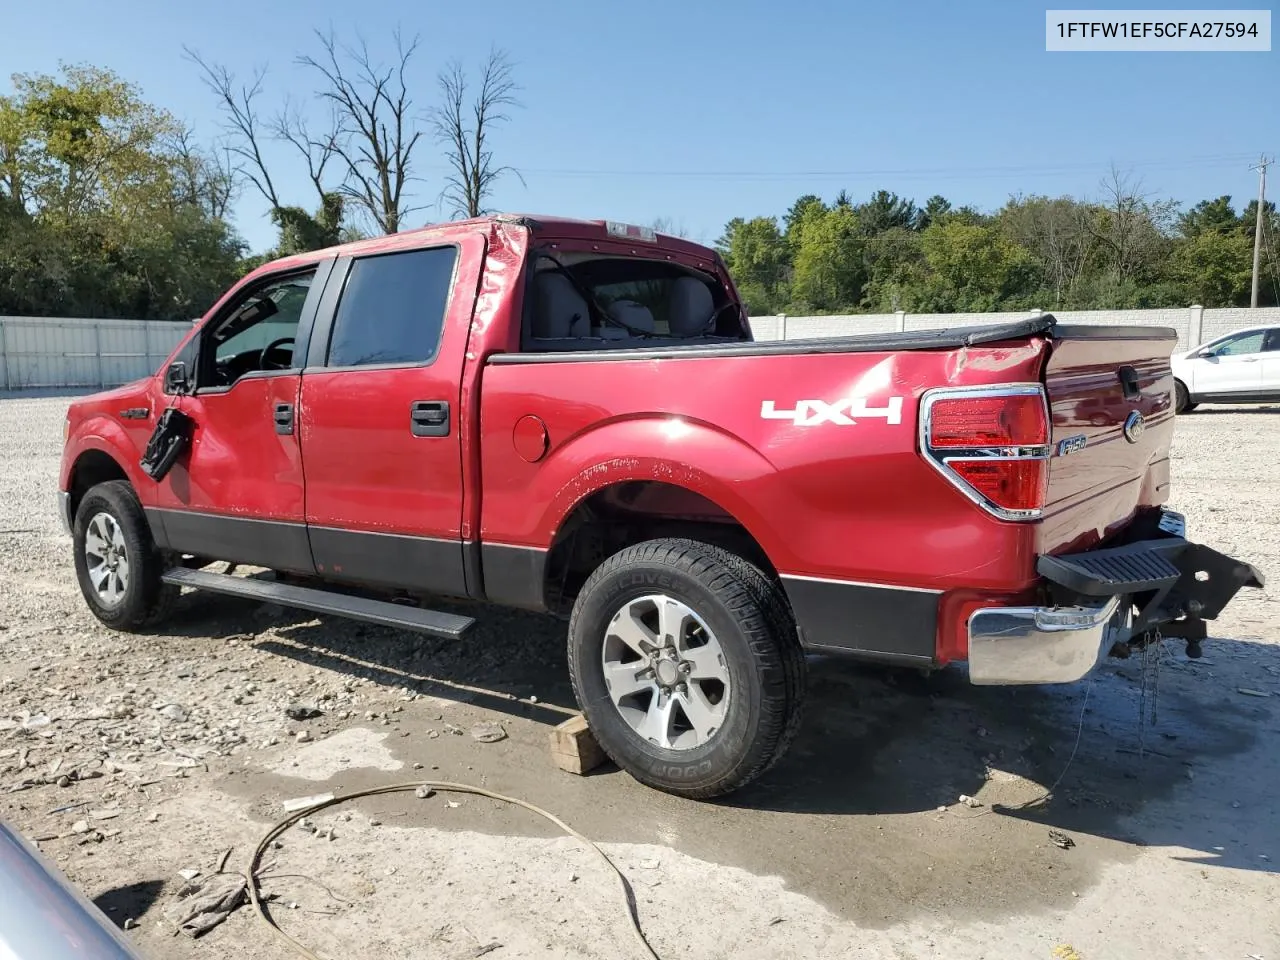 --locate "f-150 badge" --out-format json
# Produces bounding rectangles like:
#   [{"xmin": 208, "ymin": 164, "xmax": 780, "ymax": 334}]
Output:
[{"xmin": 760, "ymin": 397, "xmax": 904, "ymax": 427}]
